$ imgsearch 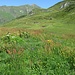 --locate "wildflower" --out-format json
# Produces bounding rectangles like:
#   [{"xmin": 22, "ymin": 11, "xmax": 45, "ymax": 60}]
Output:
[
  {"xmin": 46, "ymin": 39, "xmax": 53, "ymax": 43},
  {"xmin": 11, "ymin": 36, "xmax": 16, "ymax": 39}
]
